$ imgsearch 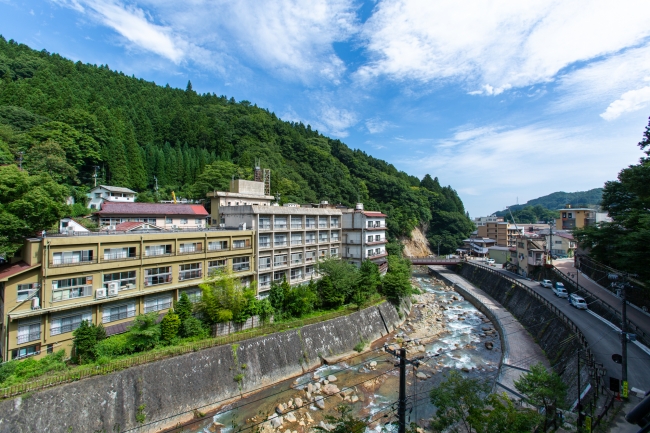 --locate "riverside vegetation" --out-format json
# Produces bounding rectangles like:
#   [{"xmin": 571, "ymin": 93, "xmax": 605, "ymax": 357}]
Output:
[
  {"xmin": 0, "ymin": 36, "xmax": 474, "ymax": 258},
  {"xmin": 0, "ymin": 257, "xmax": 412, "ymax": 388}
]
